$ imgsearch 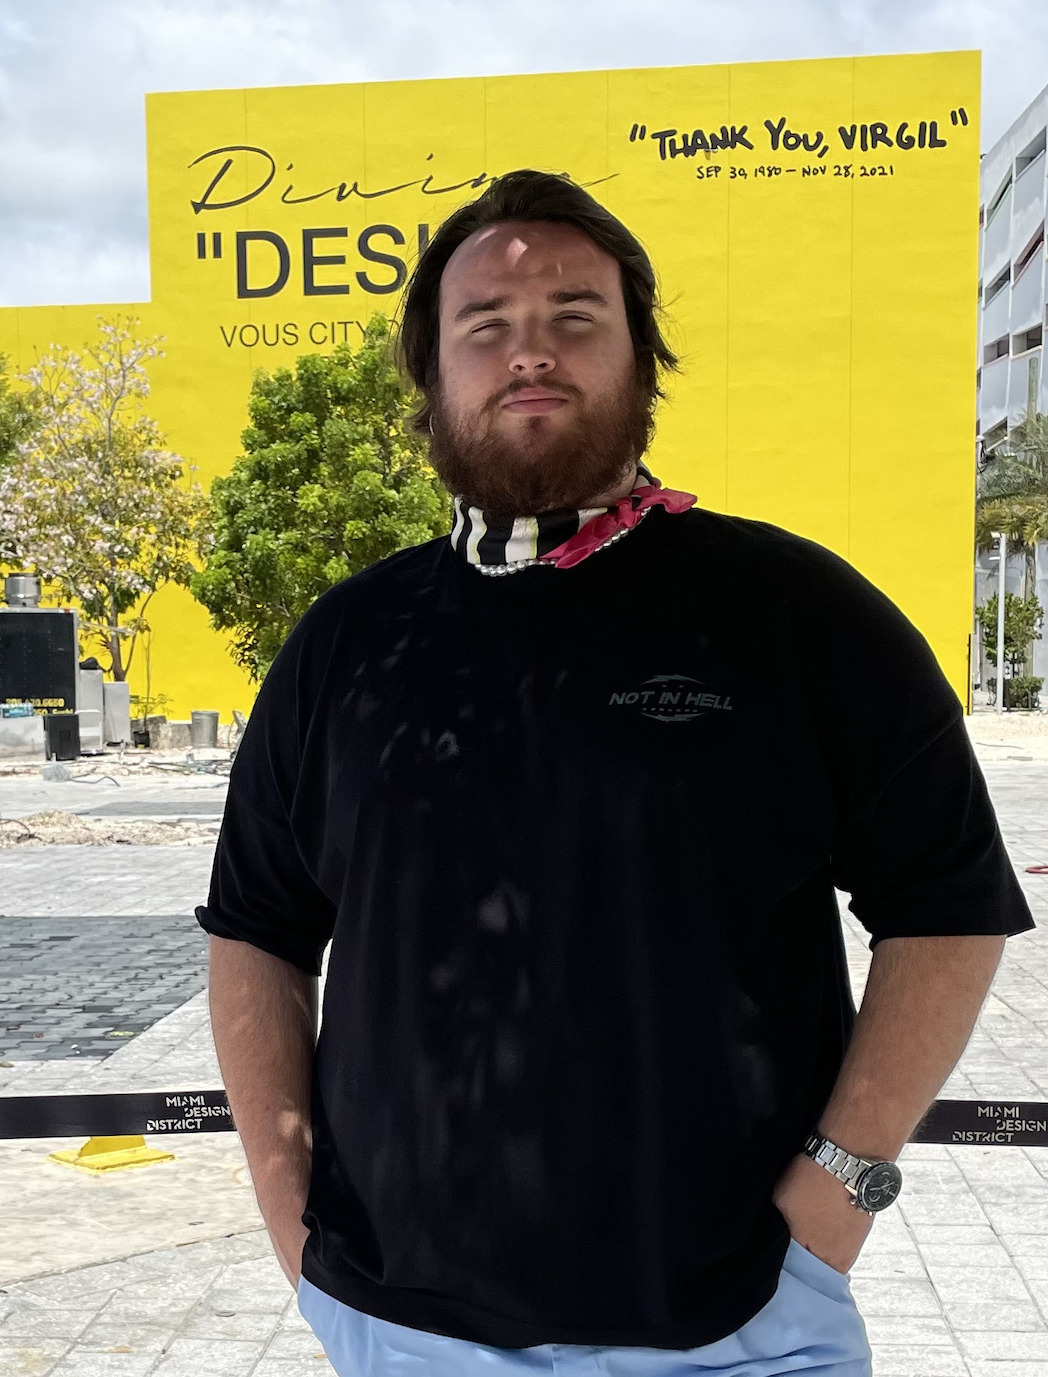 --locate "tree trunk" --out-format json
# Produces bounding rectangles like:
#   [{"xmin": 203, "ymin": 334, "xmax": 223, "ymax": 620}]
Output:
[
  {"xmin": 1025, "ymin": 546, "xmax": 1038, "ymax": 676},
  {"xmin": 108, "ymin": 595, "xmax": 125, "ymax": 681}
]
